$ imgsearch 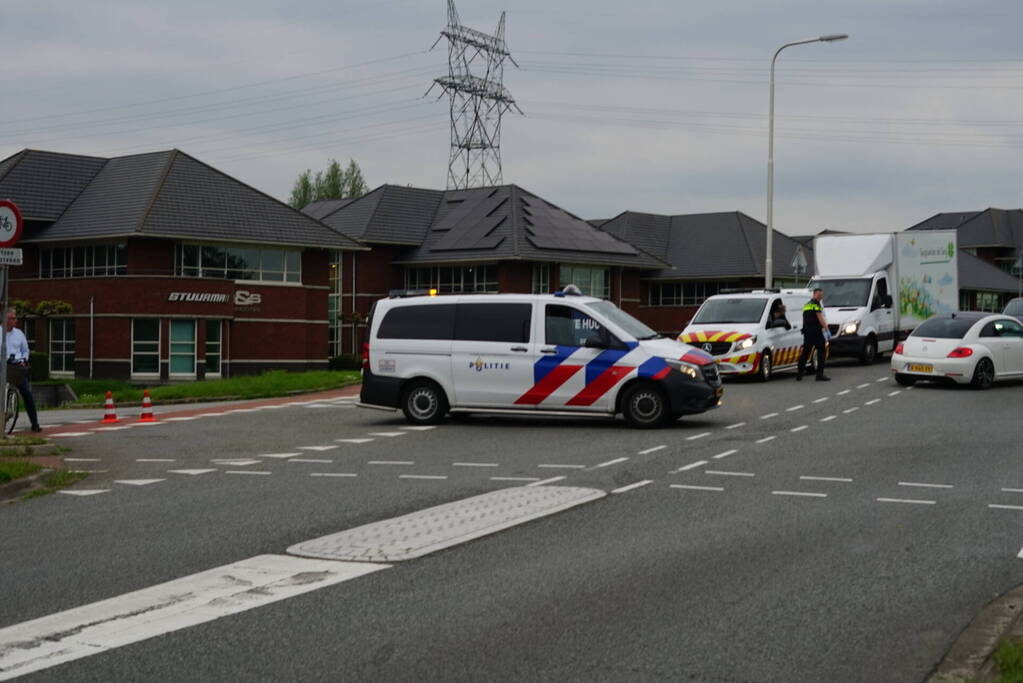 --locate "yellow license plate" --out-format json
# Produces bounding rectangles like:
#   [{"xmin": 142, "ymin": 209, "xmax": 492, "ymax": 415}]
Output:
[{"xmin": 908, "ymin": 363, "xmax": 933, "ymax": 373}]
